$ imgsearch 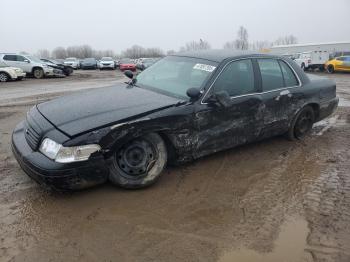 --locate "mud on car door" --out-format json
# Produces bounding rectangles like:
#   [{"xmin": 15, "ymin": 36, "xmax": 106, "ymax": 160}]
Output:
[{"xmin": 194, "ymin": 58, "xmax": 264, "ymax": 158}]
